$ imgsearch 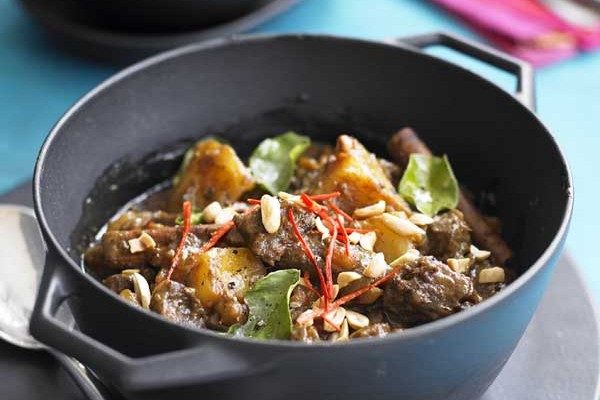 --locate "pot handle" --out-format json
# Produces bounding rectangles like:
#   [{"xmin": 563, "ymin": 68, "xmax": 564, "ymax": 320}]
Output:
[
  {"xmin": 391, "ymin": 32, "xmax": 536, "ymax": 111},
  {"xmin": 30, "ymin": 257, "xmax": 256, "ymax": 391}
]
